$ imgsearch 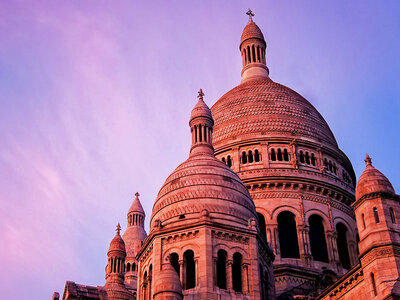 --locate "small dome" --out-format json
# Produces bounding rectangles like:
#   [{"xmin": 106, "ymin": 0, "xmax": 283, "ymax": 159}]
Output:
[
  {"xmin": 153, "ymin": 262, "xmax": 182, "ymax": 297},
  {"xmin": 128, "ymin": 192, "xmax": 145, "ymax": 215},
  {"xmin": 189, "ymin": 90, "xmax": 213, "ymax": 124},
  {"xmin": 108, "ymin": 224, "xmax": 126, "ymax": 254},
  {"xmin": 356, "ymin": 155, "xmax": 395, "ymax": 200},
  {"xmin": 240, "ymin": 19, "xmax": 265, "ymax": 46}
]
